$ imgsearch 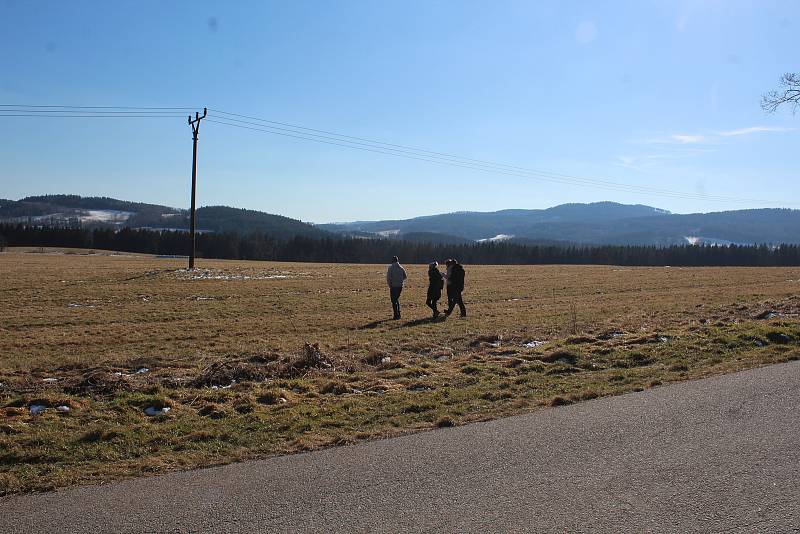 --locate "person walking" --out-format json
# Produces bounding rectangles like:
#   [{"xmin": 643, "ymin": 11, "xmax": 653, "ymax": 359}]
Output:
[
  {"xmin": 386, "ymin": 256, "xmax": 407, "ymax": 320},
  {"xmin": 426, "ymin": 262, "xmax": 444, "ymax": 318},
  {"xmin": 444, "ymin": 258, "xmax": 467, "ymax": 318}
]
